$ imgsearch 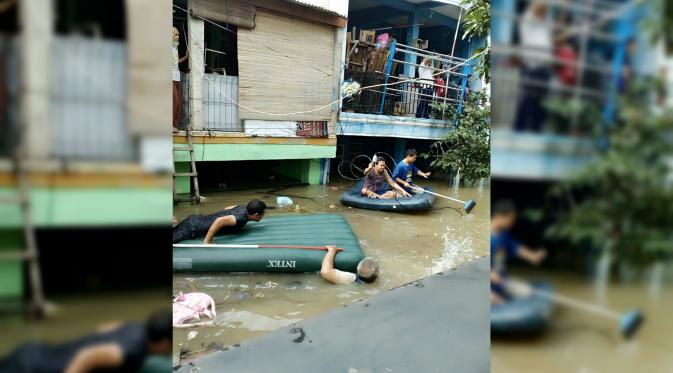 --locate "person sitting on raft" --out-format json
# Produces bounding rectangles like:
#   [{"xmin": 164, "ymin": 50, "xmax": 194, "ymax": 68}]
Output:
[
  {"xmin": 320, "ymin": 245, "xmax": 379, "ymax": 284},
  {"xmin": 361, "ymin": 158, "xmax": 411, "ymax": 199},
  {"xmin": 491, "ymin": 199, "xmax": 547, "ymax": 304},
  {"xmin": 173, "ymin": 199, "xmax": 267, "ymax": 244},
  {"xmin": 391, "ymin": 149, "xmax": 431, "ymax": 193}
]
